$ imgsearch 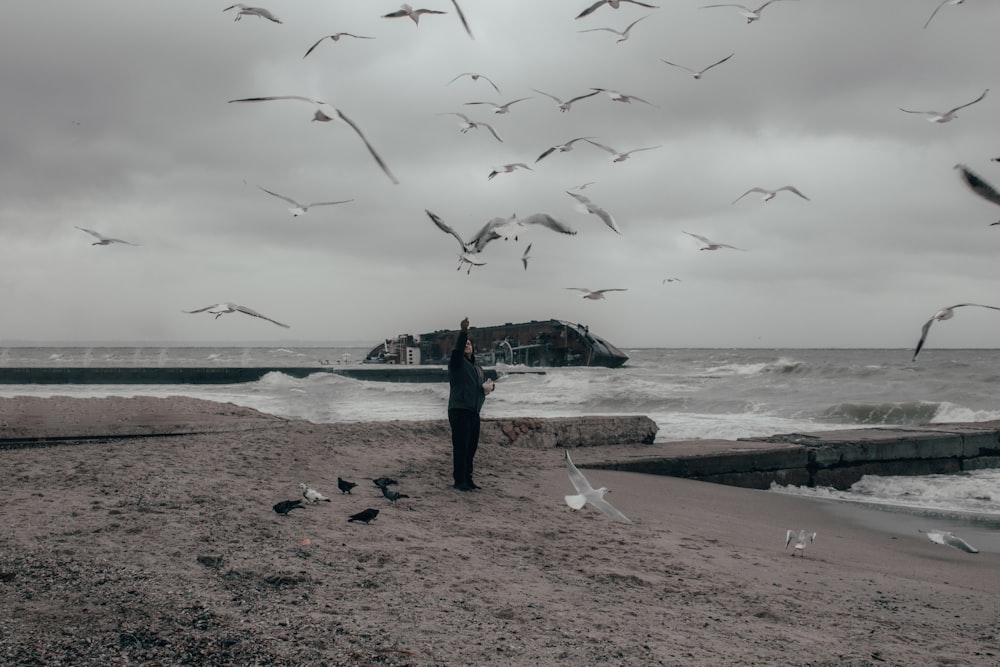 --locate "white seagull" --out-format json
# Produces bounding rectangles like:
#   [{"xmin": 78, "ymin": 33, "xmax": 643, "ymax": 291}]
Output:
[
  {"xmin": 701, "ymin": 1, "xmax": 798, "ymax": 23},
  {"xmin": 585, "ymin": 139, "xmax": 661, "ymax": 163},
  {"xmin": 464, "ymin": 96, "xmax": 533, "ymax": 115},
  {"xmin": 564, "ymin": 450, "xmax": 631, "ymax": 523},
  {"xmin": 257, "ymin": 186, "xmax": 353, "ymax": 216},
  {"xmin": 954, "ymin": 163, "xmax": 1000, "ymax": 223},
  {"xmin": 912, "ymin": 303, "xmax": 1000, "ymax": 361},
  {"xmin": 684, "ymin": 231, "xmax": 746, "ymax": 251},
  {"xmin": 662, "ymin": 277, "xmax": 682, "ymax": 284},
  {"xmin": 438, "ymin": 112, "xmax": 503, "ymax": 142},
  {"xmin": 427, "ymin": 210, "xmax": 575, "ymax": 267},
  {"xmin": 536, "ymin": 136, "xmax": 596, "ymax": 163},
  {"xmin": 576, "ymin": 0, "xmax": 659, "ymax": 20},
  {"xmin": 530, "ymin": 88, "xmax": 600, "ymax": 113},
  {"xmin": 183, "ymin": 303, "xmax": 290, "ymax": 328},
  {"xmin": 227, "ymin": 96, "xmax": 398, "ymax": 185},
  {"xmin": 578, "ymin": 15, "xmax": 650, "ymax": 42},
  {"xmin": 426, "ymin": 210, "xmax": 488, "ymax": 274},
  {"xmin": 924, "ymin": 0, "xmax": 965, "ymax": 29},
  {"xmin": 566, "ymin": 287, "xmax": 628, "ymax": 300},
  {"xmin": 75, "ymin": 226, "xmax": 138, "ymax": 246},
  {"xmin": 488, "ymin": 163, "xmax": 533, "ymax": 180},
  {"xmin": 447, "ymin": 72, "xmax": 500, "ymax": 94},
  {"xmin": 590, "ymin": 88, "xmax": 656, "ymax": 106},
  {"xmin": 381, "ymin": 4, "xmax": 447, "ymax": 24},
  {"xmin": 222, "ymin": 4, "xmax": 282, "ymax": 23},
  {"xmin": 899, "ymin": 88, "xmax": 988, "ymax": 123},
  {"xmin": 302, "ymin": 33, "xmax": 374, "ymax": 59},
  {"xmin": 660, "ymin": 53, "xmax": 735, "ymax": 80},
  {"xmin": 566, "ymin": 190, "xmax": 621, "ymax": 234},
  {"xmin": 521, "ymin": 243, "xmax": 532, "ymax": 271},
  {"xmin": 300, "ymin": 483, "xmax": 331, "ymax": 503},
  {"xmin": 732, "ymin": 185, "xmax": 810, "ymax": 203},
  {"xmin": 920, "ymin": 529, "xmax": 979, "ymax": 553},
  {"xmin": 785, "ymin": 529, "xmax": 816, "ymax": 556}
]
